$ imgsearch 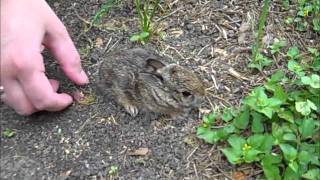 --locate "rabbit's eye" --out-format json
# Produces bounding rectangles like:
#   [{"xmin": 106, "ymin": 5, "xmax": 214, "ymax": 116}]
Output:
[{"xmin": 182, "ymin": 91, "xmax": 192, "ymax": 97}]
